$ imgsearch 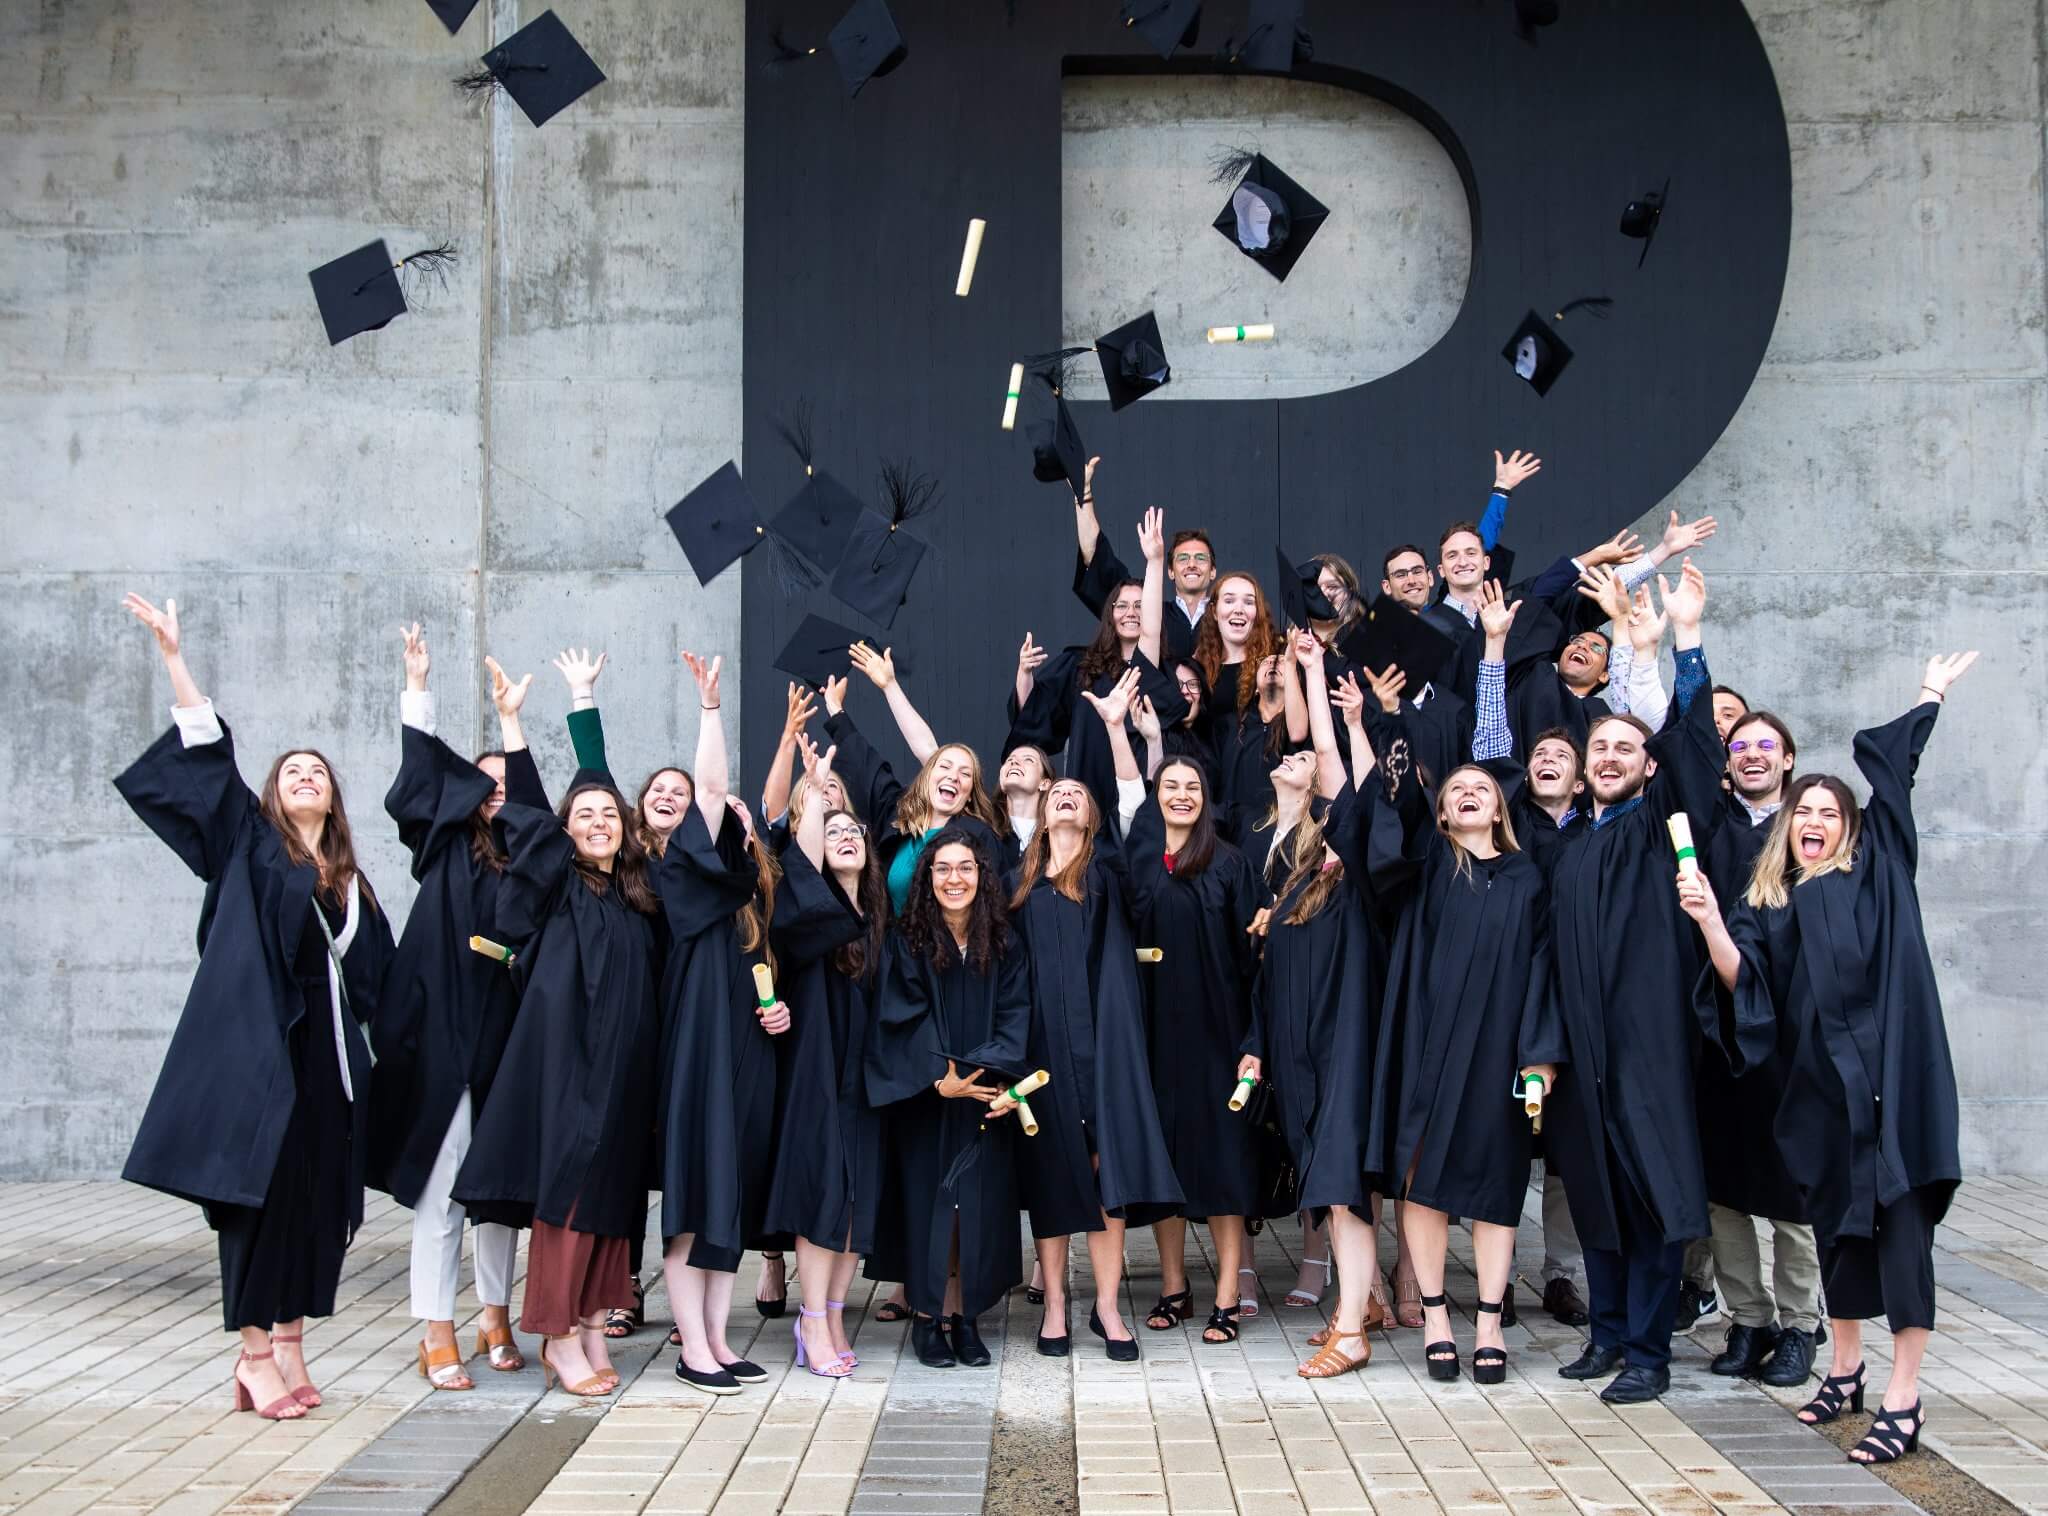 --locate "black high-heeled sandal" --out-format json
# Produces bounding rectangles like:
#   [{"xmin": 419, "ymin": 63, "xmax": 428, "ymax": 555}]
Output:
[
  {"xmin": 1145, "ymin": 1289, "xmax": 1194, "ymax": 1331},
  {"xmin": 1472, "ymin": 1298, "xmax": 1506, "ymax": 1385},
  {"xmin": 1797, "ymin": 1362, "xmax": 1867, "ymax": 1425},
  {"xmin": 1850, "ymin": 1401, "xmax": 1924, "ymax": 1465},
  {"xmin": 754, "ymin": 1252, "xmax": 788, "ymax": 1318},
  {"xmin": 1420, "ymin": 1292, "xmax": 1460, "ymax": 1382},
  {"xmin": 1201, "ymin": 1305, "xmax": 1241, "ymax": 1344}
]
